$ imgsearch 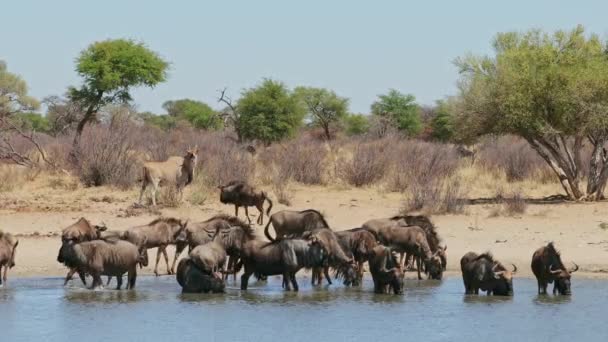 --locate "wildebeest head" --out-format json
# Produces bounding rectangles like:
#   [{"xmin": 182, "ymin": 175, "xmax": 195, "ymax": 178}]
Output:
[
  {"xmin": 426, "ymin": 253, "xmax": 444, "ymax": 280},
  {"xmin": 337, "ymin": 260, "xmax": 359, "ymax": 287},
  {"xmin": 307, "ymin": 236, "xmax": 327, "ymax": 266},
  {"xmin": 57, "ymin": 240, "xmax": 76, "ymax": 266},
  {"xmin": 137, "ymin": 237, "xmax": 149, "ymax": 268},
  {"xmin": 492, "ymin": 263, "xmax": 517, "ymax": 296},
  {"xmin": 388, "ymin": 267, "xmax": 405, "ymax": 294},
  {"xmin": 550, "ymin": 263, "xmax": 578, "ymax": 295}
]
